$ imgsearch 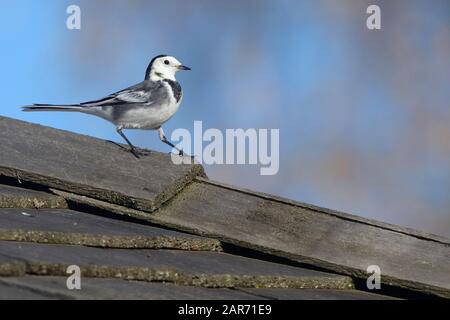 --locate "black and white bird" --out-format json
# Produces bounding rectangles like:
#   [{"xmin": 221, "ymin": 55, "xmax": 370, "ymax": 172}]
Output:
[{"xmin": 22, "ymin": 55, "xmax": 190, "ymax": 158}]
